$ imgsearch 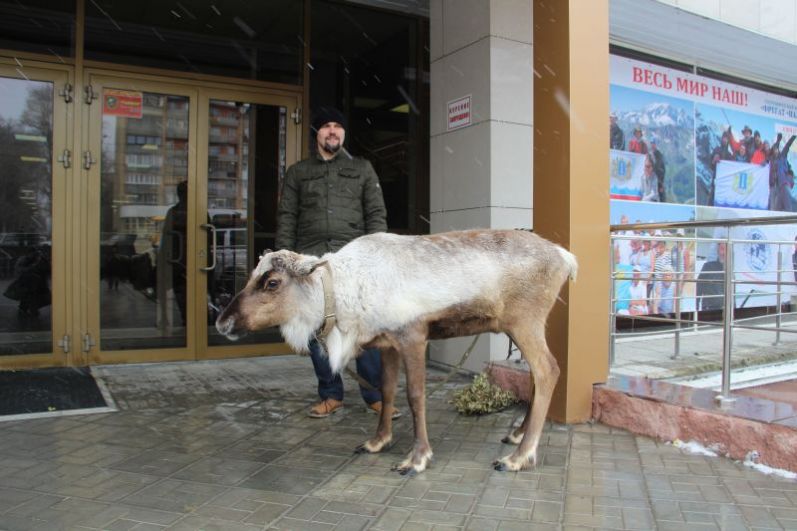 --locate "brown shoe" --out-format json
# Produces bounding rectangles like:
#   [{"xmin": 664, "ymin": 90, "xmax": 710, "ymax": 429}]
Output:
[
  {"xmin": 367, "ymin": 401, "xmax": 402, "ymax": 419},
  {"xmin": 307, "ymin": 398, "xmax": 344, "ymax": 418}
]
